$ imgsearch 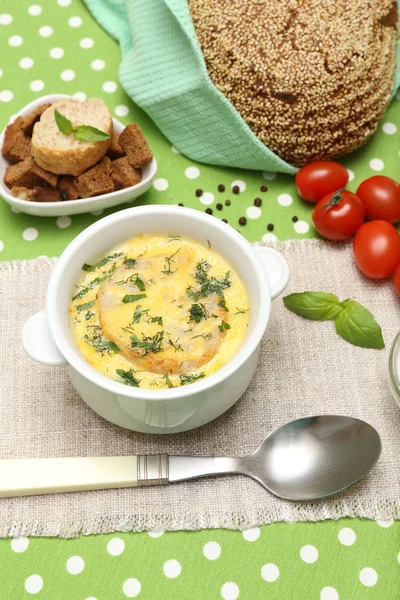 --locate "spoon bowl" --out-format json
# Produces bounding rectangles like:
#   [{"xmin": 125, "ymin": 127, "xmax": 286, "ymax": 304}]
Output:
[{"xmin": 246, "ymin": 415, "xmax": 381, "ymax": 500}]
